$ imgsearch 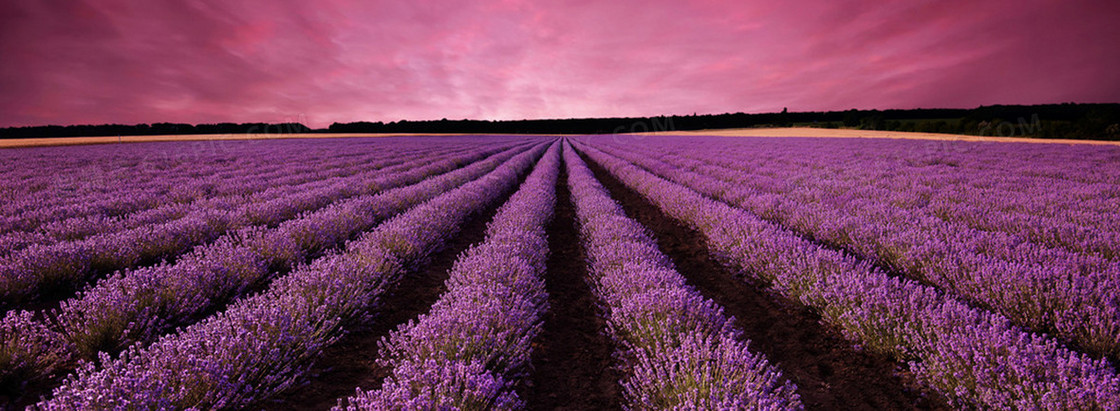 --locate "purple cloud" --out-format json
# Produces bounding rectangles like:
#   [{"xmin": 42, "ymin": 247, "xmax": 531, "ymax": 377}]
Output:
[{"xmin": 1, "ymin": 0, "xmax": 1116, "ymax": 128}]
